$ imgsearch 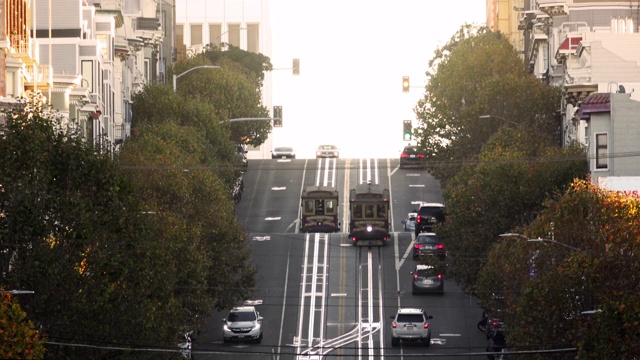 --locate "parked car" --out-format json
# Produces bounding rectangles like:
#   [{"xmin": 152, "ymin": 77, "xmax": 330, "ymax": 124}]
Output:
[
  {"xmin": 399, "ymin": 145, "xmax": 426, "ymax": 169},
  {"xmin": 390, "ymin": 307, "xmax": 433, "ymax": 347},
  {"xmin": 414, "ymin": 202, "xmax": 445, "ymax": 236},
  {"xmin": 272, "ymin": 146, "xmax": 296, "ymax": 159},
  {"xmin": 402, "ymin": 211, "xmax": 418, "ymax": 232},
  {"xmin": 222, "ymin": 306, "xmax": 263, "ymax": 343},
  {"xmin": 316, "ymin": 144, "xmax": 339, "ymax": 158},
  {"xmin": 413, "ymin": 232, "xmax": 446, "ymax": 260},
  {"xmin": 411, "ymin": 264, "xmax": 444, "ymax": 294}
]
